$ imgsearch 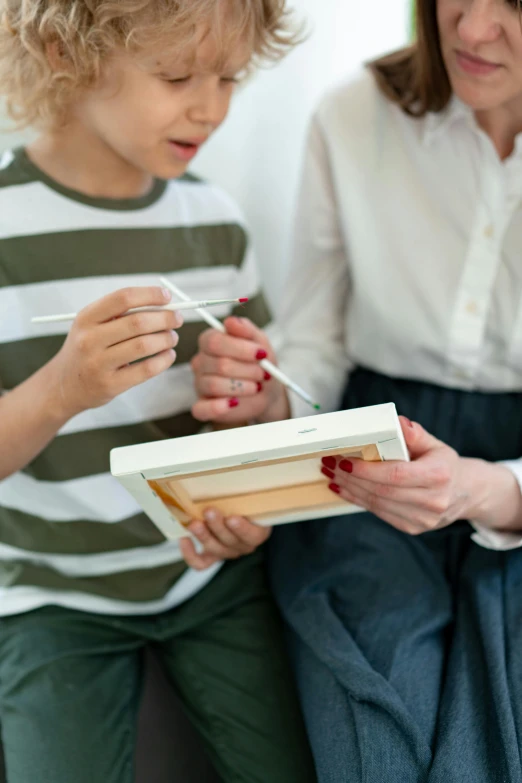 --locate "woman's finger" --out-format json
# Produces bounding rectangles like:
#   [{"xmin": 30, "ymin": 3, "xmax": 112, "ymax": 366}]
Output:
[
  {"xmin": 195, "ymin": 374, "xmax": 262, "ymax": 399},
  {"xmin": 192, "ymin": 354, "xmax": 266, "ymax": 384},
  {"xmin": 198, "ymin": 329, "xmax": 269, "ymax": 364},
  {"xmin": 328, "ymin": 480, "xmax": 442, "ymax": 532},
  {"xmin": 322, "ymin": 466, "xmax": 450, "ymax": 513},
  {"xmin": 192, "ymin": 393, "xmax": 272, "ymax": 423},
  {"xmin": 322, "ymin": 453, "xmax": 448, "ymax": 490},
  {"xmin": 223, "ymin": 316, "xmax": 274, "ymax": 354}
]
